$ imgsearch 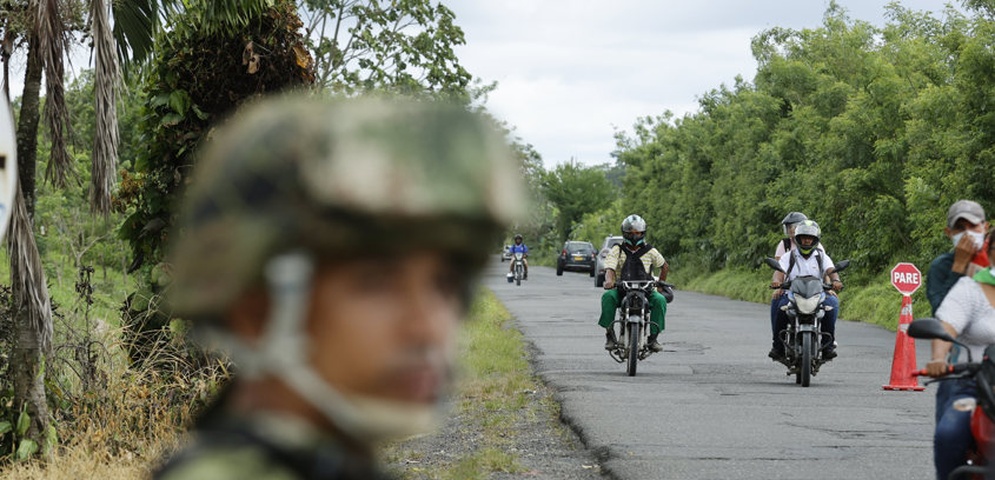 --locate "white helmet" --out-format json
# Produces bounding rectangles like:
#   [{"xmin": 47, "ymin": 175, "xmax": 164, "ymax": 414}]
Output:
[
  {"xmin": 793, "ymin": 220, "xmax": 821, "ymax": 256},
  {"xmin": 621, "ymin": 214, "xmax": 647, "ymax": 246}
]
